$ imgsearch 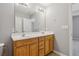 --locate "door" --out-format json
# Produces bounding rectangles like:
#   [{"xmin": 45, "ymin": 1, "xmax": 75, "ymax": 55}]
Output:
[
  {"xmin": 14, "ymin": 45, "xmax": 29, "ymax": 56},
  {"xmin": 73, "ymin": 15, "xmax": 79, "ymax": 55}
]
